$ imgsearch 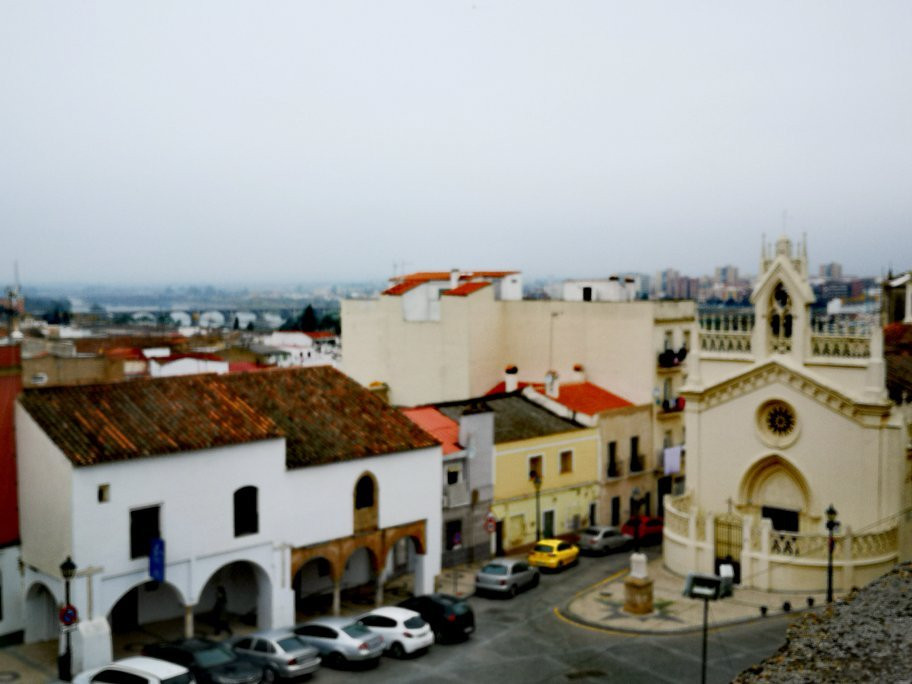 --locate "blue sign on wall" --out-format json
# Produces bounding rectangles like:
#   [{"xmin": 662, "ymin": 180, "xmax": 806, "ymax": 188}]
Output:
[{"xmin": 150, "ymin": 537, "xmax": 165, "ymax": 582}]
